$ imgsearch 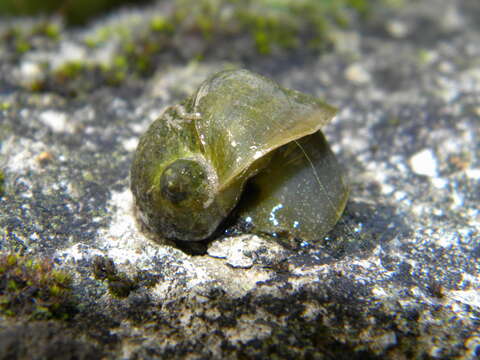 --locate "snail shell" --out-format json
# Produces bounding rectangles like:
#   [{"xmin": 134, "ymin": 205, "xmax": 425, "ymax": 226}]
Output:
[{"xmin": 130, "ymin": 69, "xmax": 349, "ymax": 241}]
